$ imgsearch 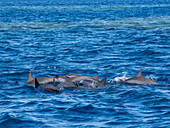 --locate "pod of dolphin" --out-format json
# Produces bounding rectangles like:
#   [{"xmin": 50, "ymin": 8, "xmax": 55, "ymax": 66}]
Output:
[{"xmin": 25, "ymin": 70, "xmax": 158, "ymax": 93}]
